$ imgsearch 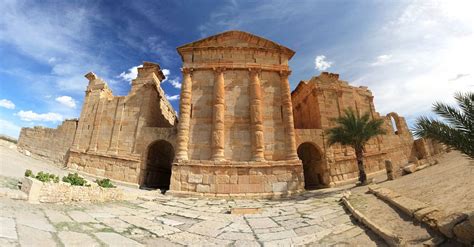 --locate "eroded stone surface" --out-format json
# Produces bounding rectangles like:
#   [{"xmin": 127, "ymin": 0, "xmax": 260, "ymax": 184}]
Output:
[{"xmin": 0, "ymin": 191, "xmax": 387, "ymax": 246}]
